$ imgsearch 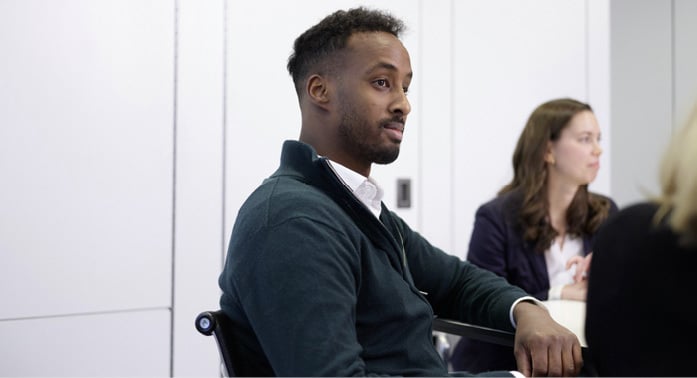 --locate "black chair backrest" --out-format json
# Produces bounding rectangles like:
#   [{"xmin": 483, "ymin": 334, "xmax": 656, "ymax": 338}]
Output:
[{"xmin": 195, "ymin": 310, "xmax": 236, "ymax": 377}]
